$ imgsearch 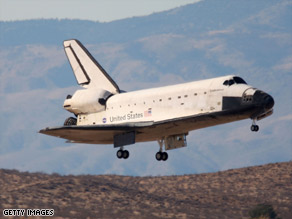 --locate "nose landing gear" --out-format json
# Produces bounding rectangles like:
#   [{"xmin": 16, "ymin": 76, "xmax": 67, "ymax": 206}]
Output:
[{"xmin": 251, "ymin": 120, "xmax": 259, "ymax": 132}]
